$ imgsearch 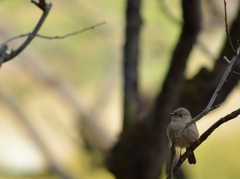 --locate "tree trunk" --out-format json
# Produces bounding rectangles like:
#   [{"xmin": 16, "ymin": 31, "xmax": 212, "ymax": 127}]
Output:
[
  {"xmin": 107, "ymin": 0, "xmax": 201, "ymax": 178},
  {"xmin": 123, "ymin": 0, "xmax": 142, "ymax": 130}
]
